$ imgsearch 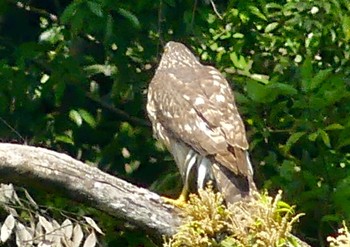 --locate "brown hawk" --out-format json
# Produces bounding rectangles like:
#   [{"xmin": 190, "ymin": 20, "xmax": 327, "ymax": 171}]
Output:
[{"xmin": 147, "ymin": 41, "xmax": 255, "ymax": 205}]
